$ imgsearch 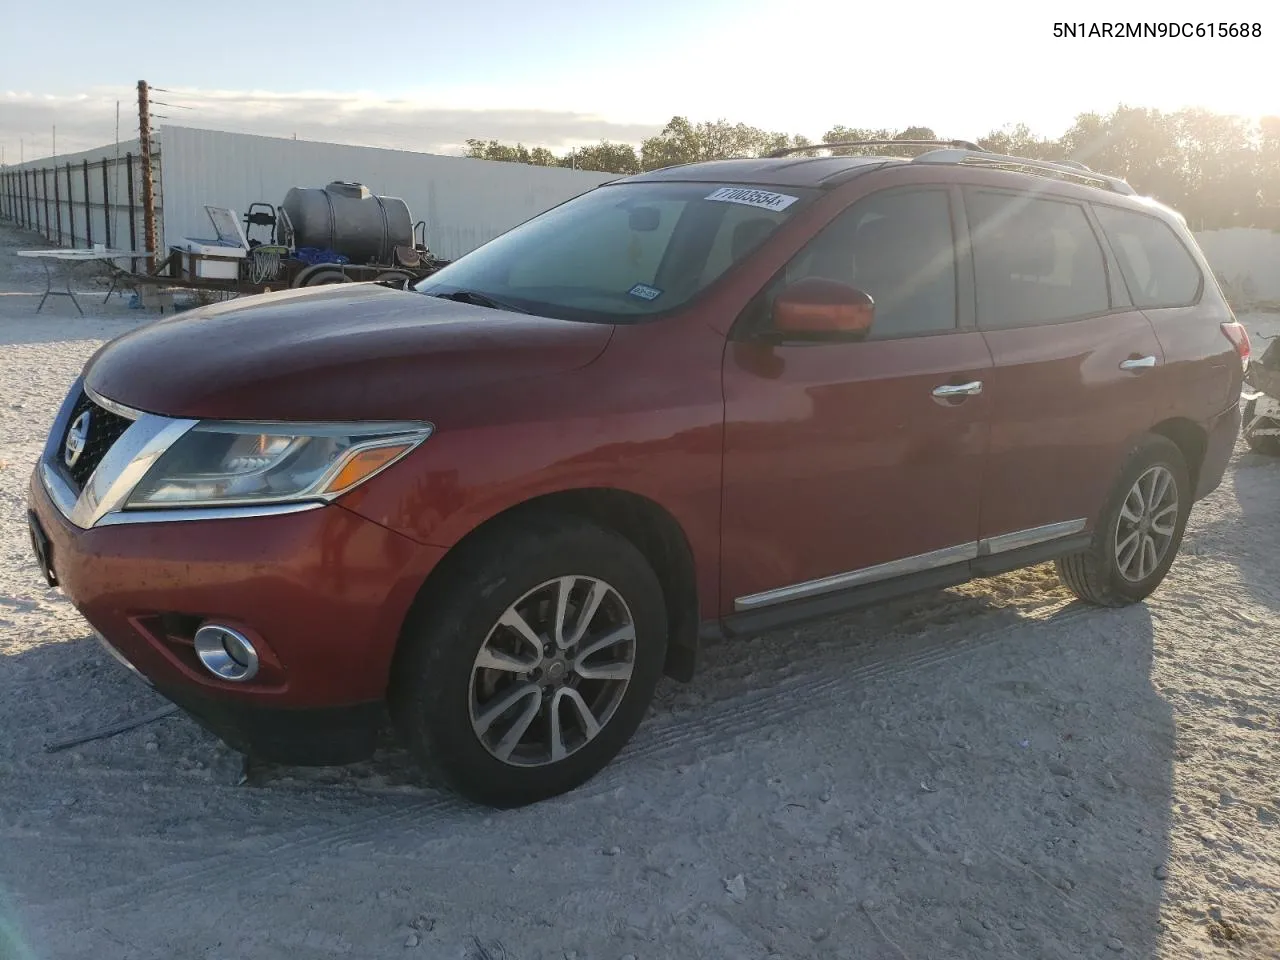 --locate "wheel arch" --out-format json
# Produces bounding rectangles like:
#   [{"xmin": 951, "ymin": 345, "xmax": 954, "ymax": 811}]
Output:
[
  {"xmin": 1149, "ymin": 417, "xmax": 1207, "ymax": 492},
  {"xmin": 393, "ymin": 487, "xmax": 702, "ymax": 686}
]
